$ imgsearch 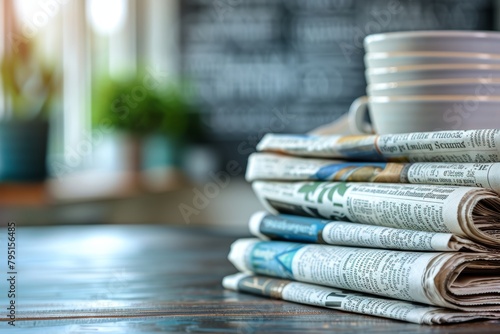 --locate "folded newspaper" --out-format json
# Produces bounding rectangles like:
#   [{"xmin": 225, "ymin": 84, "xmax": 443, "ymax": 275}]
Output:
[
  {"xmin": 228, "ymin": 239, "xmax": 500, "ymax": 312},
  {"xmin": 246, "ymin": 152, "xmax": 500, "ymax": 192},
  {"xmin": 249, "ymin": 211, "xmax": 494, "ymax": 252},
  {"xmin": 253, "ymin": 181, "xmax": 500, "ymax": 248},
  {"xmin": 223, "ymin": 273, "xmax": 500, "ymax": 325},
  {"xmin": 257, "ymin": 129, "xmax": 500, "ymax": 162}
]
